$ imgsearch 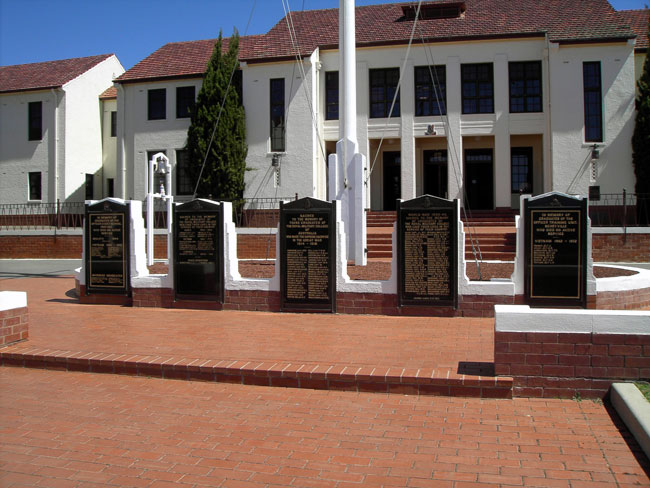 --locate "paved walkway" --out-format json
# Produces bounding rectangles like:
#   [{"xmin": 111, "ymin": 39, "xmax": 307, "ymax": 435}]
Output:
[{"xmin": 2, "ymin": 367, "xmax": 649, "ymax": 487}]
